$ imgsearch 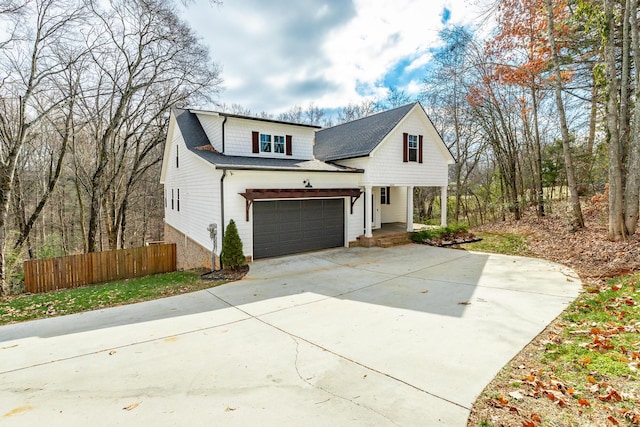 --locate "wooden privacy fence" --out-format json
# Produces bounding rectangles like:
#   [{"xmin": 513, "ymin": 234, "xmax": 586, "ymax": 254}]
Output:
[{"xmin": 23, "ymin": 244, "xmax": 177, "ymax": 294}]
